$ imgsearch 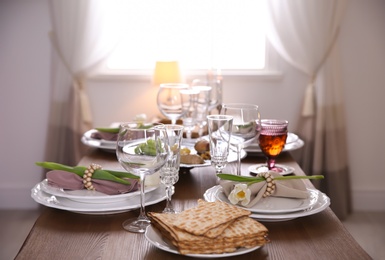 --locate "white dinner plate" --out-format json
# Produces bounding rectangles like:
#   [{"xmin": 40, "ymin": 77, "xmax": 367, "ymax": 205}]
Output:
[
  {"xmin": 204, "ymin": 186, "xmax": 330, "ymax": 221},
  {"xmin": 81, "ymin": 129, "xmax": 116, "ymax": 151},
  {"xmin": 39, "ymin": 179, "xmax": 157, "ymax": 204},
  {"xmin": 211, "ymin": 185, "xmax": 318, "ymax": 214},
  {"xmin": 180, "ymin": 149, "xmax": 247, "ymax": 168},
  {"xmin": 145, "ymin": 225, "xmax": 262, "ymax": 258},
  {"xmin": 244, "ymin": 133, "xmax": 304, "ymax": 154},
  {"xmin": 31, "ymin": 182, "xmax": 167, "ymax": 215},
  {"xmin": 248, "ymin": 164, "xmax": 295, "ymax": 176}
]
